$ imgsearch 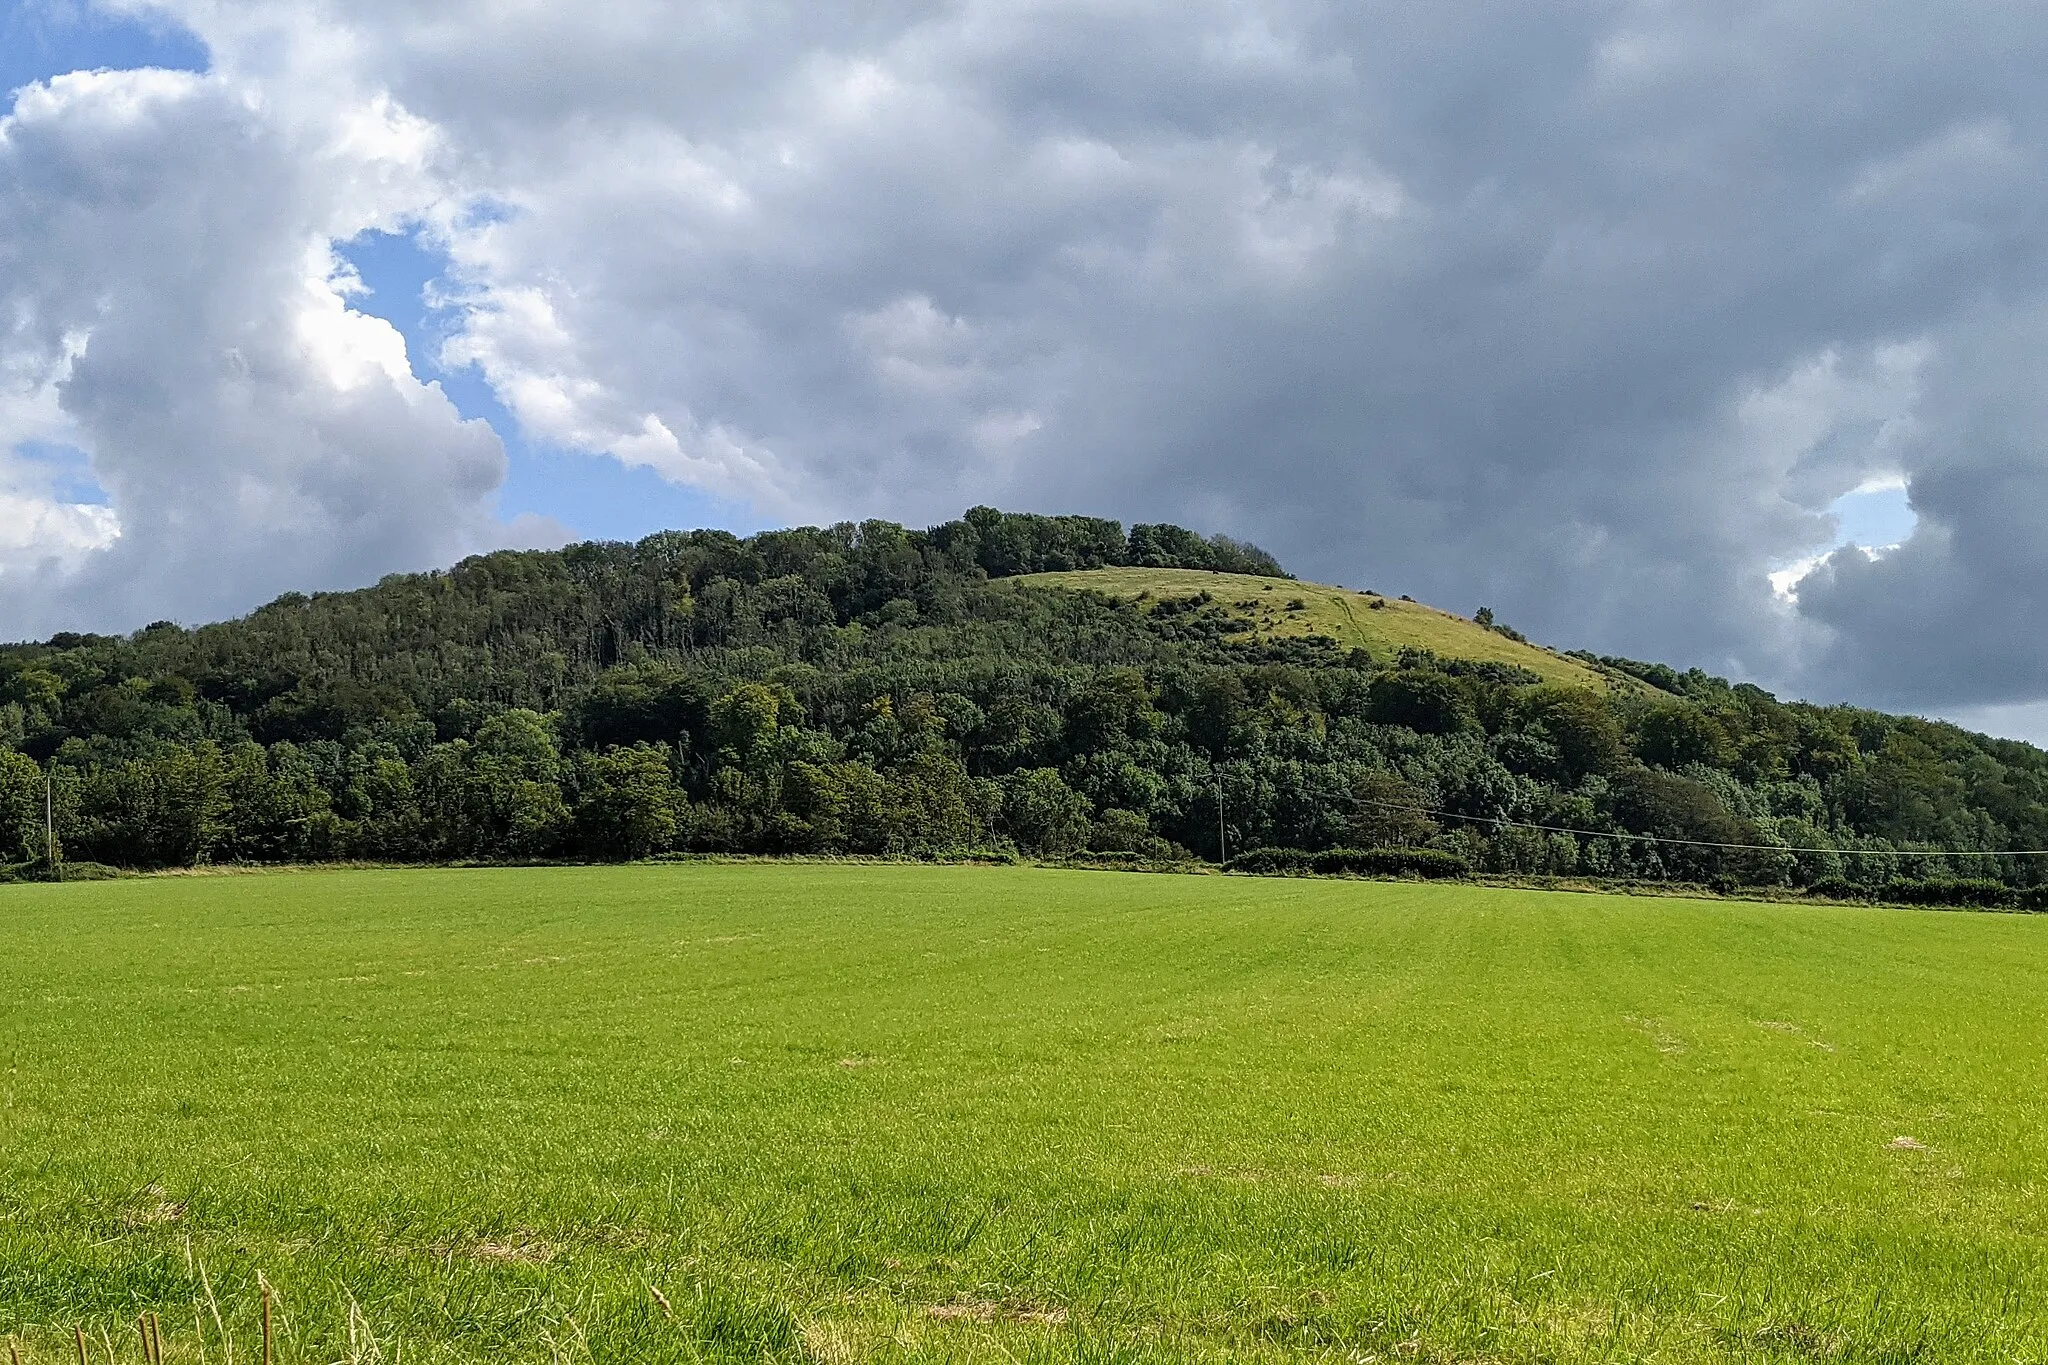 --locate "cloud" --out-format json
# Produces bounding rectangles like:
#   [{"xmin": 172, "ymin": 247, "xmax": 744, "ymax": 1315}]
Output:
[
  {"xmin": 0, "ymin": 483, "xmax": 119, "ymax": 569},
  {"xmin": 7, "ymin": 0, "xmax": 2048, "ymax": 729},
  {"xmin": 0, "ymin": 59, "xmax": 511, "ymax": 638},
  {"xmin": 1792, "ymin": 300, "xmax": 2048, "ymax": 707}
]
